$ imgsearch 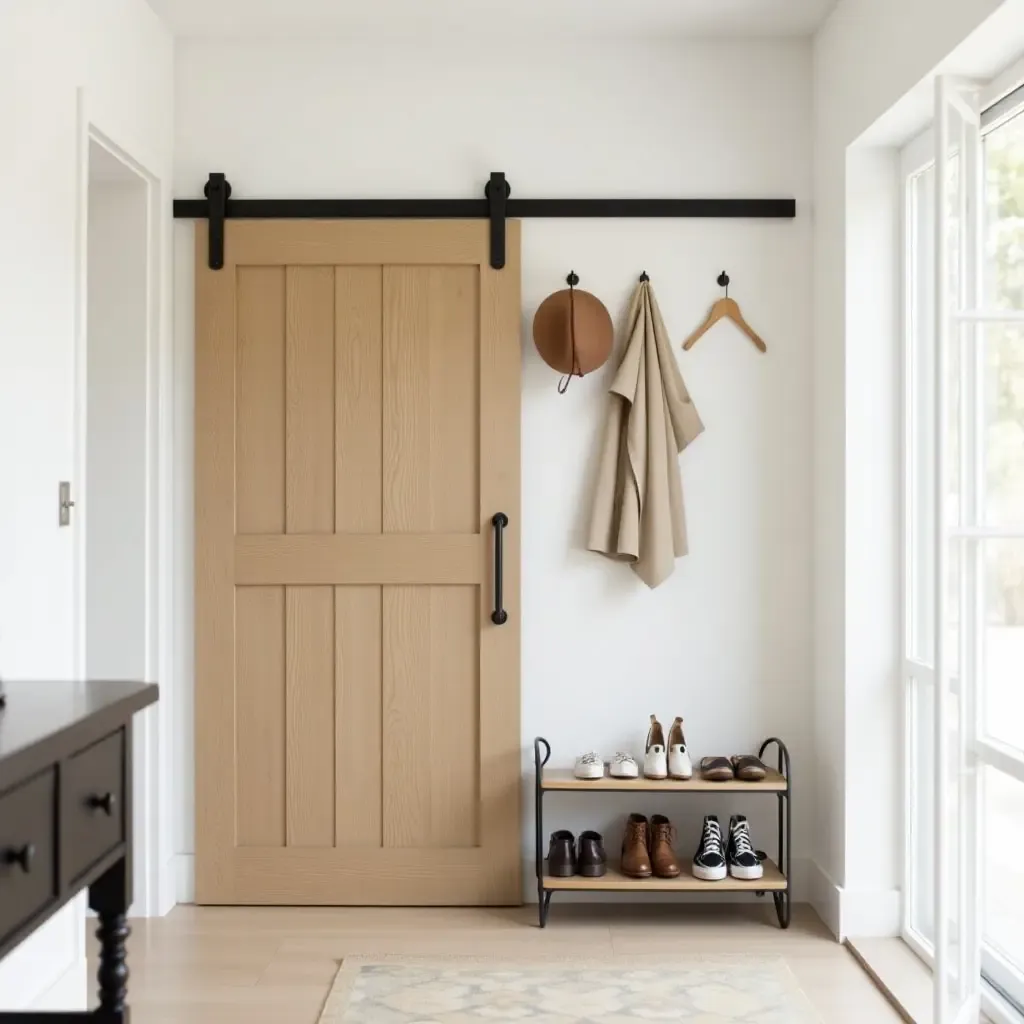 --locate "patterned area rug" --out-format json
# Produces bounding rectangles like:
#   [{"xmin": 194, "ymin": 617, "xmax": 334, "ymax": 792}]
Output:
[{"xmin": 318, "ymin": 956, "xmax": 821, "ymax": 1022}]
